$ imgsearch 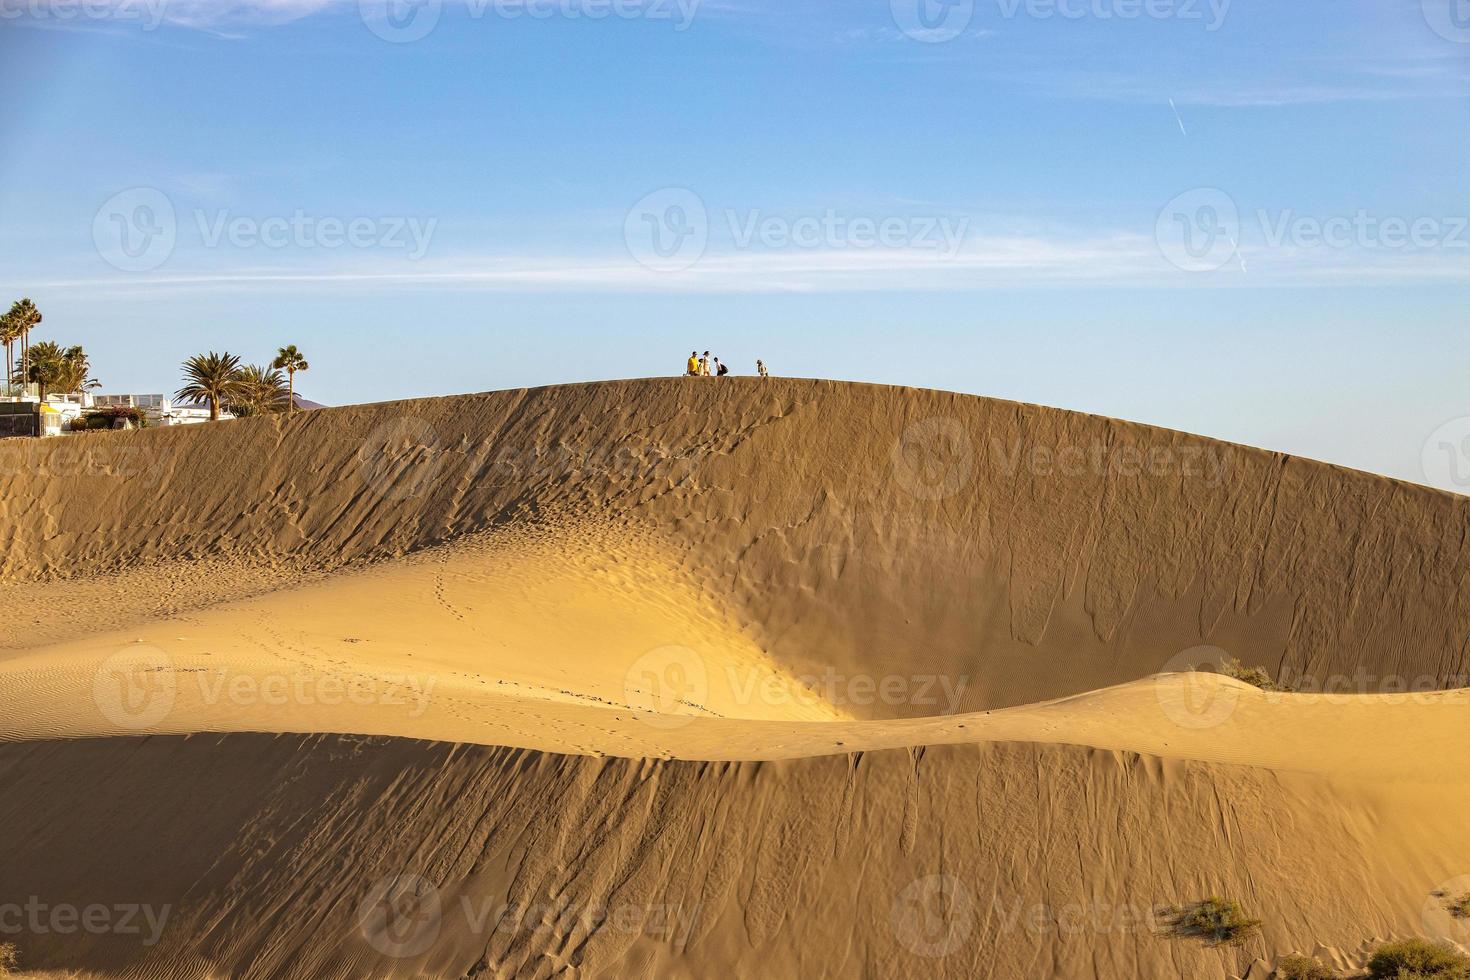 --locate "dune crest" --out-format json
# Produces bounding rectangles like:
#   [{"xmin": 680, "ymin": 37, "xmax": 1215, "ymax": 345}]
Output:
[{"xmin": 1, "ymin": 379, "xmax": 1467, "ymax": 979}]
